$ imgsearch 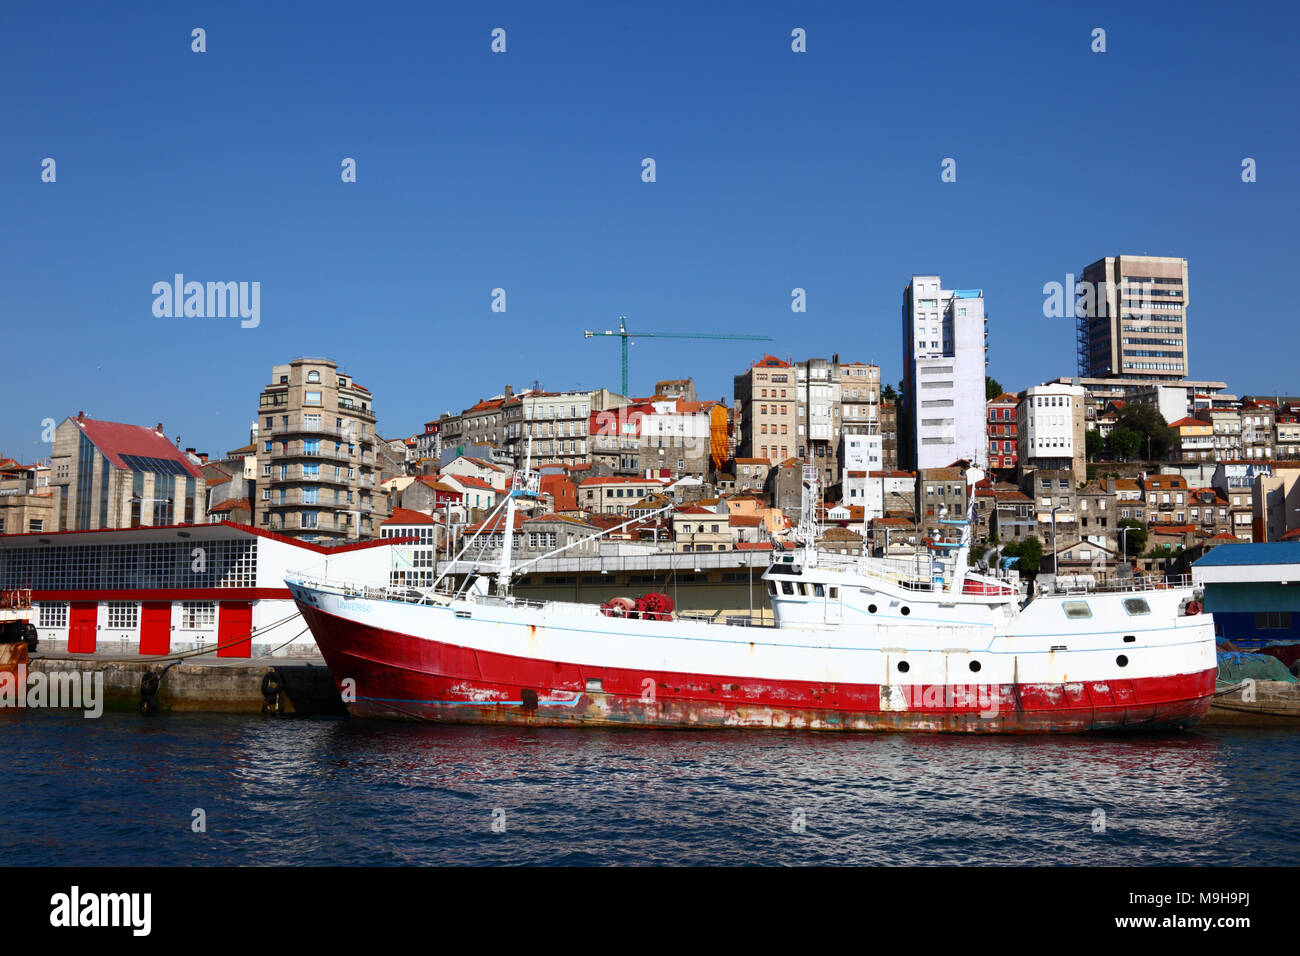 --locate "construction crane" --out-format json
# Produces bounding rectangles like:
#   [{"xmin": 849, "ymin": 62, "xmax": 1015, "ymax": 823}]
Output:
[{"xmin": 583, "ymin": 316, "xmax": 773, "ymax": 396}]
